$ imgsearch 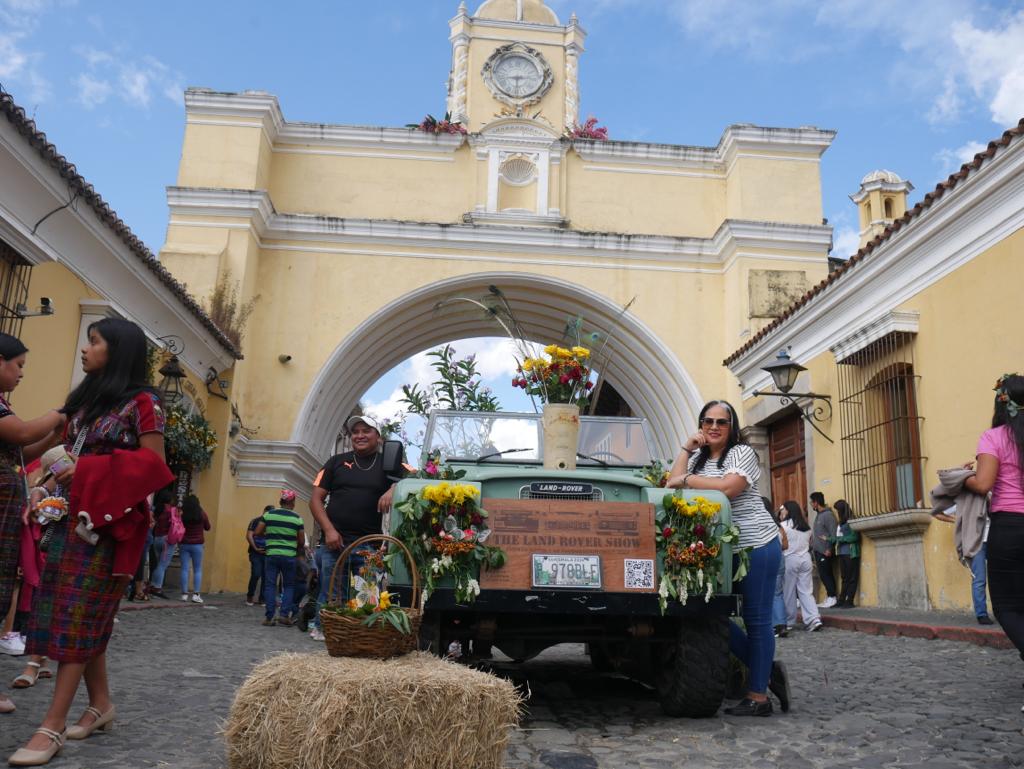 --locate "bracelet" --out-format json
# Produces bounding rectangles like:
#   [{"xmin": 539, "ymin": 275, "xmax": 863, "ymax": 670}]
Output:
[{"xmin": 681, "ymin": 473, "xmax": 691, "ymax": 489}]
